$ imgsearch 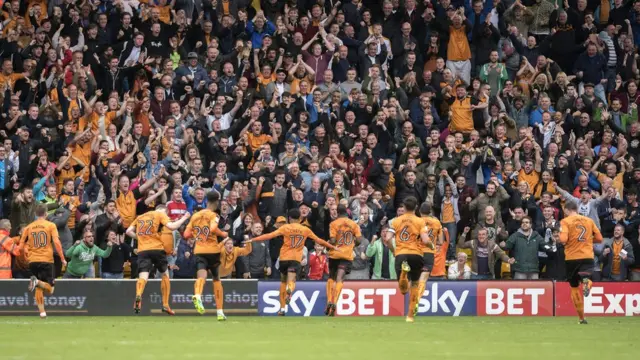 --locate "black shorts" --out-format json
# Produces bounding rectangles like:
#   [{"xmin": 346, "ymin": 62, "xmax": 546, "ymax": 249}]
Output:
[
  {"xmin": 29, "ymin": 262, "xmax": 55, "ymax": 286},
  {"xmin": 395, "ymin": 254, "xmax": 424, "ymax": 282},
  {"xmin": 422, "ymin": 253, "xmax": 435, "ymax": 272},
  {"xmin": 279, "ymin": 260, "xmax": 302, "ymax": 277},
  {"xmin": 565, "ymin": 259, "xmax": 594, "ymax": 287},
  {"xmin": 328, "ymin": 258, "xmax": 352, "ymax": 280},
  {"xmin": 137, "ymin": 250, "xmax": 168, "ymax": 274},
  {"xmin": 195, "ymin": 253, "xmax": 221, "ymax": 278}
]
